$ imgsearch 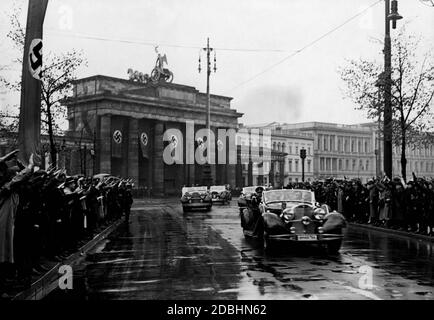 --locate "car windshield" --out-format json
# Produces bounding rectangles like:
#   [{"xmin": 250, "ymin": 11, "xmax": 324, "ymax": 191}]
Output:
[
  {"xmin": 242, "ymin": 186, "xmax": 257, "ymax": 194},
  {"xmin": 263, "ymin": 189, "xmax": 313, "ymax": 204},
  {"xmin": 182, "ymin": 186, "xmax": 207, "ymax": 195},
  {"xmin": 210, "ymin": 186, "xmax": 226, "ymax": 192}
]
